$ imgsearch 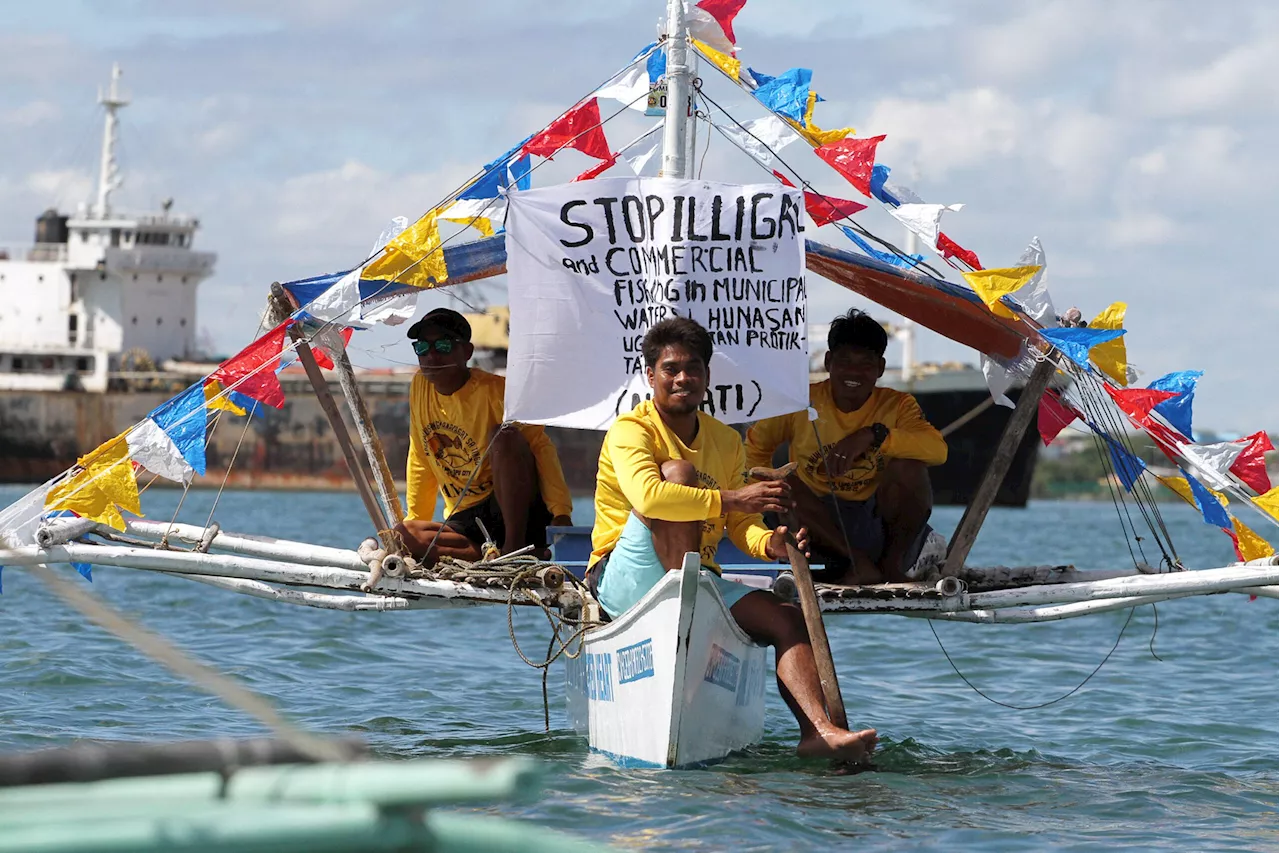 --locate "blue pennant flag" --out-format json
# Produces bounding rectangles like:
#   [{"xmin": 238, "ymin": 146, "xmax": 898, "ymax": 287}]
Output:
[
  {"xmin": 869, "ymin": 164, "xmax": 899, "ymax": 206},
  {"xmin": 460, "ymin": 134, "xmax": 535, "ymax": 201},
  {"xmin": 1147, "ymin": 370, "xmax": 1202, "ymax": 439},
  {"xmin": 752, "ymin": 67, "xmax": 813, "ymax": 122},
  {"xmin": 1182, "ymin": 468, "xmax": 1231, "ymax": 529},
  {"xmin": 72, "ymin": 562, "xmax": 92, "ymax": 582},
  {"xmin": 646, "ymin": 45, "xmax": 666, "ymax": 84},
  {"xmin": 226, "ymin": 390, "xmax": 263, "ymax": 419},
  {"xmin": 838, "ymin": 226, "xmax": 923, "ymax": 270},
  {"xmin": 1103, "ymin": 436, "xmax": 1147, "ymax": 492},
  {"xmin": 509, "ymin": 154, "xmax": 532, "ymax": 192},
  {"xmin": 1038, "ymin": 327, "xmax": 1126, "ymax": 370},
  {"xmin": 746, "ymin": 67, "xmax": 775, "ymax": 89},
  {"xmin": 458, "ymin": 162, "xmax": 507, "ymax": 201},
  {"xmin": 148, "ymin": 383, "xmax": 208, "ymax": 476}
]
